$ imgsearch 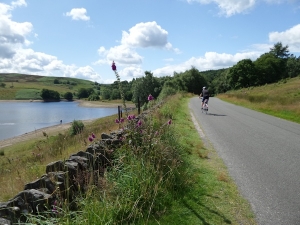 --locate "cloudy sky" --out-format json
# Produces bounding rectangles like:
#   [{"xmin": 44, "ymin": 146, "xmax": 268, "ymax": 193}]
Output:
[{"xmin": 0, "ymin": 0, "xmax": 299, "ymax": 83}]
